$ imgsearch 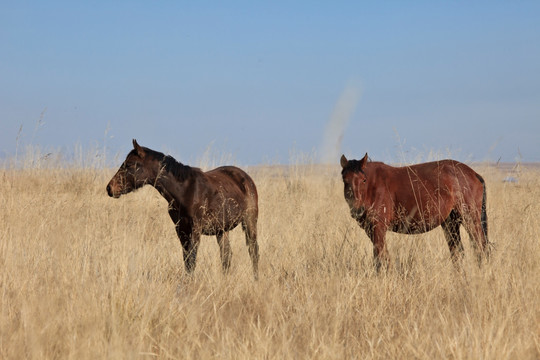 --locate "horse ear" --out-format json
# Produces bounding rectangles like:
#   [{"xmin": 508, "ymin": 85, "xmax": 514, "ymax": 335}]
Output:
[
  {"xmin": 360, "ymin": 153, "xmax": 368, "ymax": 169},
  {"xmin": 340, "ymin": 155, "xmax": 348, "ymax": 168},
  {"xmin": 133, "ymin": 139, "xmax": 145, "ymax": 159}
]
